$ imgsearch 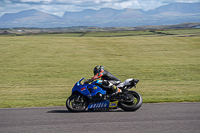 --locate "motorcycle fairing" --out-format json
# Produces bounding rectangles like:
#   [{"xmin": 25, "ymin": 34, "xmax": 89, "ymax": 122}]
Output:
[
  {"xmin": 71, "ymin": 77, "xmax": 106, "ymax": 97},
  {"xmin": 117, "ymin": 78, "xmax": 133, "ymax": 88},
  {"xmin": 87, "ymin": 84, "xmax": 106, "ymax": 96},
  {"xmin": 71, "ymin": 77, "xmax": 90, "ymax": 96}
]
